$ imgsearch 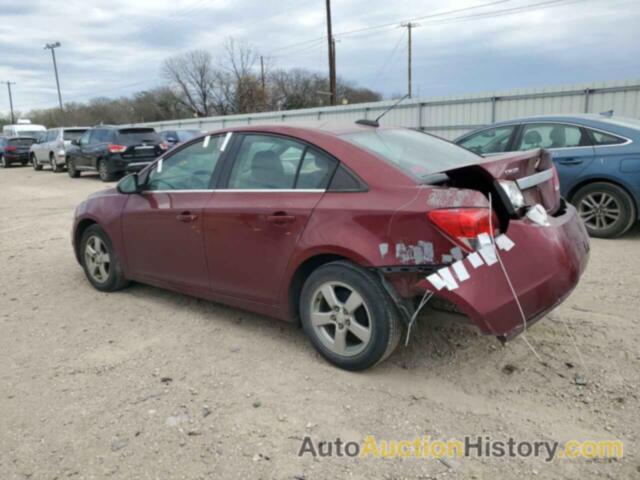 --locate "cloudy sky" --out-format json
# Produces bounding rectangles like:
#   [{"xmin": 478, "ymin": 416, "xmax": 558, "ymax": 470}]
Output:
[{"xmin": 1, "ymin": 0, "xmax": 639, "ymax": 116}]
